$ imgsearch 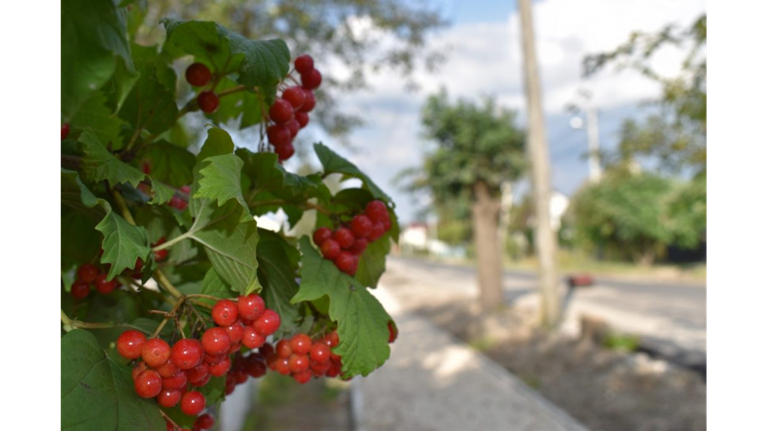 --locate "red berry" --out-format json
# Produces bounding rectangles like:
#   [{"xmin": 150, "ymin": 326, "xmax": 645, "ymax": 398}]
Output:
[
  {"xmin": 197, "ymin": 91, "xmax": 219, "ymax": 113},
  {"xmin": 117, "ymin": 330, "xmax": 147, "ymax": 360},
  {"xmin": 276, "ymin": 340, "xmax": 293, "ymax": 358},
  {"xmin": 180, "ymin": 391, "xmax": 206, "ymax": 416},
  {"xmin": 202, "ymin": 327, "xmax": 232, "ymax": 356},
  {"xmin": 153, "ymin": 237, "xmax": 168, "ymax": 261},
  {"xmin": 293, "ymin": 370, "xmax": 312, "ymax": 384},
  {"xmin": 77, "ymin": 263, "xmax": 99, "ymax": 283},
  {"xmin": 169, "ymin": 196, "xmax": 188, "ymax": 211},
  {"xmin": 301, "ymin": 69, "xmax": 322, "ymax": 90},
  {"xmin": 311, "ymin": 361, "xmax": 332, "ymax": 376},
  {"xmin": 212, "ymin": 299, "xmax": 238, "ymax": 327},
  {"xmin": 267, "ymin": 124, "xmax": 291, "ymax": 146},
  {"xmin": 313, "ymin": 227, "xmax": 333, "ymax": 246},
  {"xmin": 61, "ymin": 123, "xmax": 70, "ymax": 140},
  {"xmin": 245, "ymin": 356, "xmax": 267, "ymax": 378},
  {"xmin": 290, "ymin": 334, "xmax": 312, "ymax": 355},
  {"xmin": 210, "ymin": 356, "xmax": 232, "ymax": 377},
  {"xmin": 242, "ymin": 325, "xmax": 266, "ymax": 349},
  {"xmin": 142, "ymin": 338, "xmax": 171, "ymax": 368},
  {"xmin": 368, "ymin": 222, "xmax": 385, "ymax": 241},
  {"xmin": 282, "ymin": 86, "xmax": 306, "ymax": 110},
  {"xmin": 310, "ymin": 342, "xmax": 331, "ymax": 364},
  {"xmin": 71, "ymin": 280, "xmax": 90, "ymax": 300},
  {"xmin": 348, "ymin": 237, "xmax": 368, "ymax": 255},
  {"xmin": 295, "ymin": 111, "xmax": 310, "ymax": 128},
  {"xmin": 155, "ymin": 361, "xmax": 179, "ymax": 378},
  {"xmin": 298, "ymin": 90, "xmax": 316, "ymax": 112},
  {"xmin": 388, "ymin": 321, "xmax": 398, "ymax": 343},
  {"xmin": 204, "ymin": 353, "xmax": 224, "ymax": 365},
  {"xmin": 135, "ymin": 370, "xmax": 162, "ymax": 398},
  {"xmin": 181, "ymin": 185, "xmax": 191, "ymax": 194},
  {"xmin": 326, "ymin": 363, "xmax": 340, "ymax": 378},
  {"xmin": 334, "ymin": 251, "xmax": 356, "ymax": 275},
  {"xmin": 195, "ymin": 413, "xmax": 215, "ymax": 430},
  {"xmin": 94, "ymin": 273, "xmax": 117, "ymax": 295},
  {"xmin": 269, "ymin": 99, "xmax": 294, "ymax": 124},
  {"xmin": 275, "ymin": 142, "xmax": 295, "ymax": 161},
  {"xmin": 171, "ymin": 339, "xmax": 204, "ymax": 370},
  {"xmin": 333, "ymin": 228, "xmax": 355, "ymax": 249},
  {"xmin": 162, "ymin": 371, "xmax": 187, "ymax": 390},
  {"xmin": 157, "ymin": 388, "xmax": 181, "ymax": 408},
  {"xmin": 382, "ymin": 217, "xmax": 392, "ymax": 231},
  {"xmin": 224, "ymin": 321, "xmax": 245, "ymax": 344},
  {"xmin": 365, "ymin": 200, "xmax": 389, "ymax": 223},
  {"xmin": 253, "ymin": 309, "xmax": 281, "ymax": 336},
  {"xmin": 294, "ymin": 54, "xmax": 314, "ymax": 75},
  {"xmin": 328, "ymin": 331, "xmax": 340, "ymax": 347},
  {"xmin": 351, "ymin": 215, "xmax": 374, "ymax": 238},
  {"xmin": 274, "ymin": 357, "xmax": 291, "ymax": 375},
  {"xmin": 233, "ymin": 369, "xmax": 248, "ymax": 384},
  {"xmin": 186, "ymin": 63, "xmax": 212, "ymax": 87},
  {"xmin": 260, "ymin": 343, "xmax": 275, "ymax": 358},
  {"xmin": 238, "ymin": 294, "xmax": 266, "ymax": 321},
  {"xmin": 289, "ymin": 354, "xmax": 310, "ymax": 373},
  {"xmin": 286, "ymin": 118, "xmax": 300, "ymax": 138},
  {"xmin": 320, "ymin": 239, "xmax": 341, "ymax": 259},
  {"xmin": 132, "ymin": 362, "xmax": 148, "ymax": 381},
  {"xmin": 228, "ymin": 342, "xmax": 242, "ymax": 355},
  {"xmin": 186, "ymin": 362, "xmax": 209, "ymax": 384}
]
